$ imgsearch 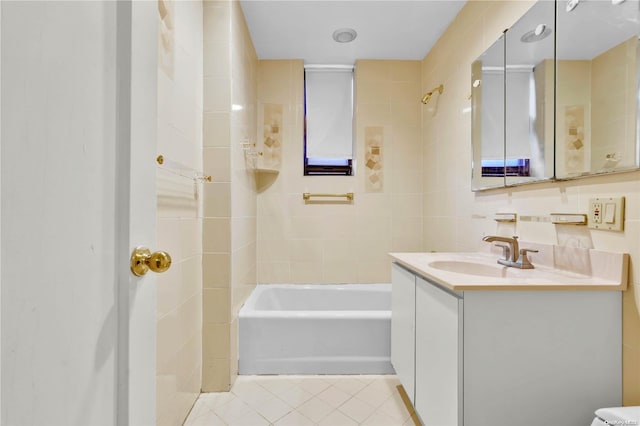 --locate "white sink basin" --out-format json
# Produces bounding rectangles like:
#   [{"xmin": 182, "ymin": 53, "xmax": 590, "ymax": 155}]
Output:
[{"xmin": 427, "ymin": 260, "xmax": 517, "ymax": 278}]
